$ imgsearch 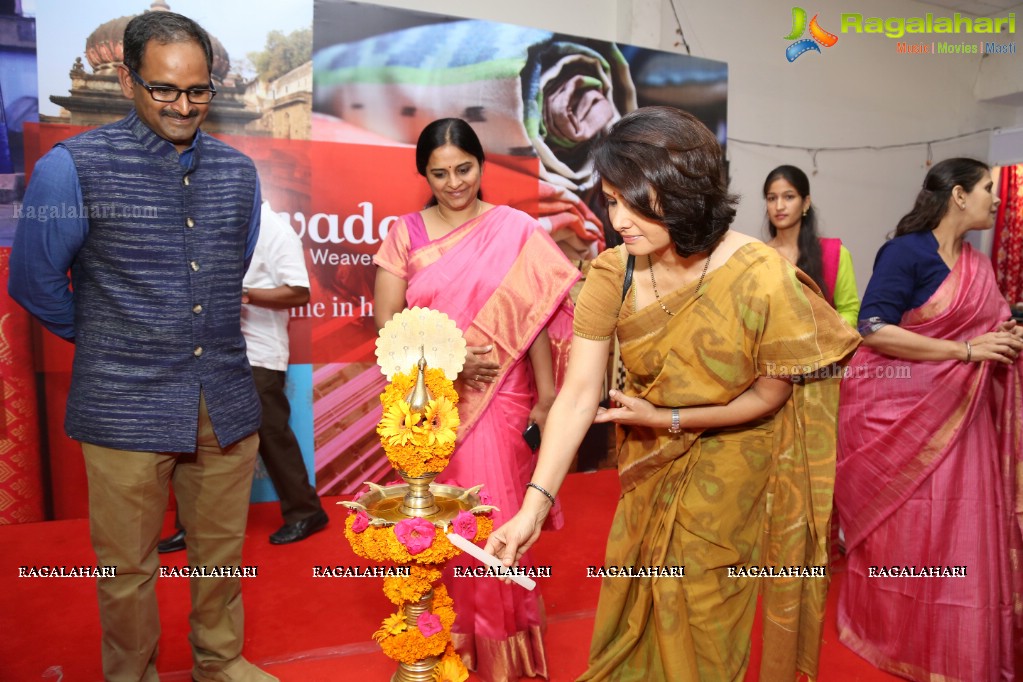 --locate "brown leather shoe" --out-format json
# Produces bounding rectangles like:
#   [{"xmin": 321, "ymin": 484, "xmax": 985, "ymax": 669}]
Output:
[{"xmin": 192, "ymin": 656, "xmax": 278, "ymax": 682}]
